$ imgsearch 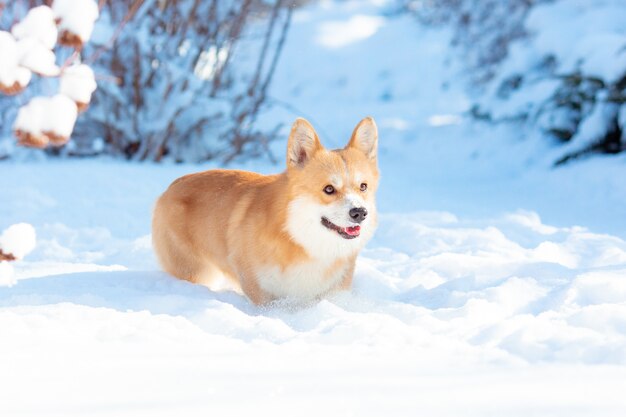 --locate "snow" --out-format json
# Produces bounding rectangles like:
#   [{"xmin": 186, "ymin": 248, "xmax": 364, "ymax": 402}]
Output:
[
  {"xmin": 0, "ymin": 32, "xmax": 19, "ymax": 84},
  {"xmin": 0, "ymin": 223, "xmax": 36, "ymax": 287},
  {"xmin": 59, "ymin": 64, "xmax": 97, "ymax": 105},
  {"xmin": 2, "ymin": 0, "xmax": 626, "ymax": 414},
  {"xmin": 316, "ymin": 15, "xmax": 385, "ymax": 48},
  {"xmin": 0, "ymin": 31, "xmax": 31, "ymax": 89},
  {"xmin": 52, "ymin": 0, "xmax": 99, "ymax": 44},
  {"xmin": 11, "ymin": 5, "xmax": 58, "ymax": 50},
  {"xmin": 1, "ymin": 160, "xmax": 626, "ymax": 414},
  {"xmin": 559, "ymin": 100, "xmax": 619, "ymax": 156},
  {"xmin": 16, "ymin": 38, "xmax": 60, "ymax": 77},
  {"xmin": 0, "ymin": 32, "xmax": 58, "ymax": 84},
  {"xmin": 12, "ymin": 67, "xmax": 32, "ymax": 89},
  {"xmin": 1, "ymin": 3, "xmax": 99, "ymax": 147},
  {"xmin": 0, "ymin": 261, "xmax": 14, "ymax": 287},
  {"xmin": 14, "ymin": 95, "xmax": 78, "ymax": 139},
  {"xmin": 0, "ymin": 223, "xmax": 36, "ymax": 260},
  {"xmin": 4, "ymin": 6, "xmax": 60, "ymax": 79},
  {"xmin": 526, "ymin": 0, "xmax": 626, "ymax": 83},
  {"xmin": 471, "ymin": 0, "xmax": 626, "ymax": 162}
]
